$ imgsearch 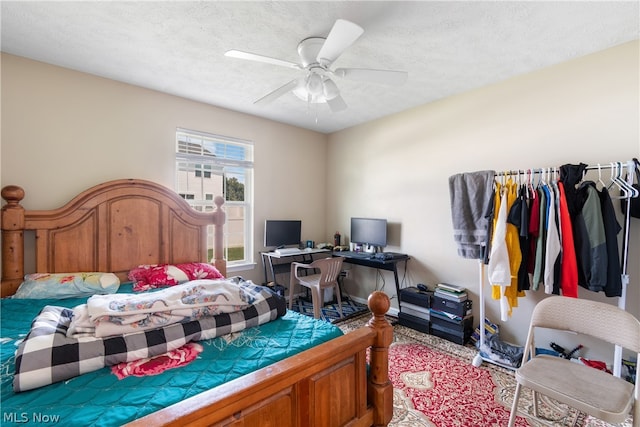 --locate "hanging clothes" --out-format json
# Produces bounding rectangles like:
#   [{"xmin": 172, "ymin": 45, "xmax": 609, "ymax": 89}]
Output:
[
  {"xmin": 560, "ymin": 163, "xmax": 588, "ymax": 216},
  {"xmin": 543, "ymin": 182, "xmax": 561, "ymax": 294},
  {"xmin": 557, "ymin": 181, "xmax": 578, "ymax": 298},
  {"xmin": 531, "ymin": 186, "xmax": 547, "ymax": 290},
  {"xmin": 448, "ymin": 170, "xmax": 496, "ymax": 261},
  {"xmin": 504, "ymin": 179, "xmax": 524, "ymax": 311},
  {"xmin": 598, "ymin": 186, "xmax": 623, "ymax": 297},
  {"xmin": 527, "ymin": 187, "xmax": 541, "ymax": 285},
  {"xmin": 551, "ymin": 180, "xmax": 564, "ymax": 295},
  {"xmin": 488, "ymin": 183, "xmax": 510, "ymax": 282},
  {"xmin": 574, "ymin": 181, "xmax": 608, "ymax": 292},
  {"xmin": 506, "ymin": 184, "xmax": 531, "ymax": 291},
  {"xmin": 490, "ymin": 179, "xmax": 523, "ymax": 320}
]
